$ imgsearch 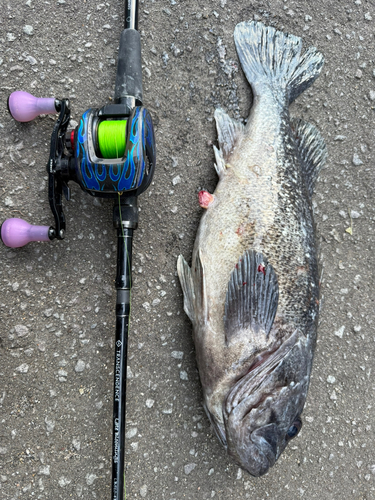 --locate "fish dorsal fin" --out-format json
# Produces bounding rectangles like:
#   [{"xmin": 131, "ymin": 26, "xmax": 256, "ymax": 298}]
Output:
[
  {"xmin": 224, "ymin": 250, "xmax": 279, "ymax": 343},
  {"xmin": 214, "ymin": 108, "xmax": 244, "ymax": 162},
  {"xmin": 291, "ymin": 118, "xmax": 327, "ymax": 197}
]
